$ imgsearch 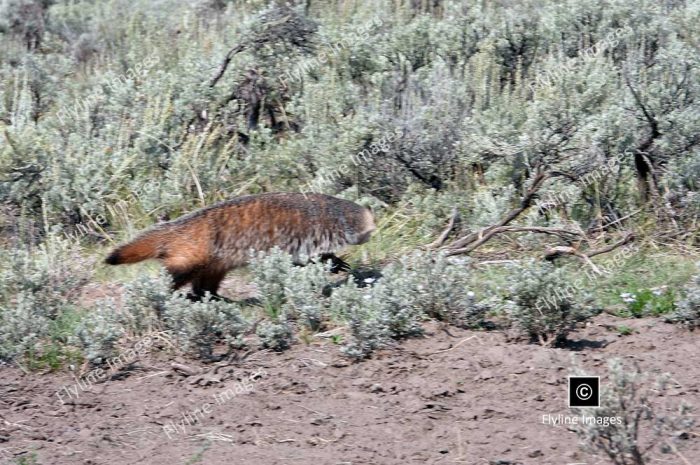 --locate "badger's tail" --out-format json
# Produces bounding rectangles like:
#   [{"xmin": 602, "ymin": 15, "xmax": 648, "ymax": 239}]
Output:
[{"xmin": 105, "ymin": 230, "xmax": 166, "ymax": 265}]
